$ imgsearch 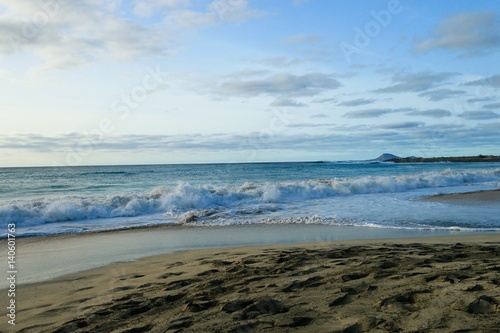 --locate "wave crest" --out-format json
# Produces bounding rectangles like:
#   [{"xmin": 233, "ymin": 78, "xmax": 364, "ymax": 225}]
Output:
[{"xmin": 1, "ymin": 168, "xmax": 499, "ymax": 226}]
